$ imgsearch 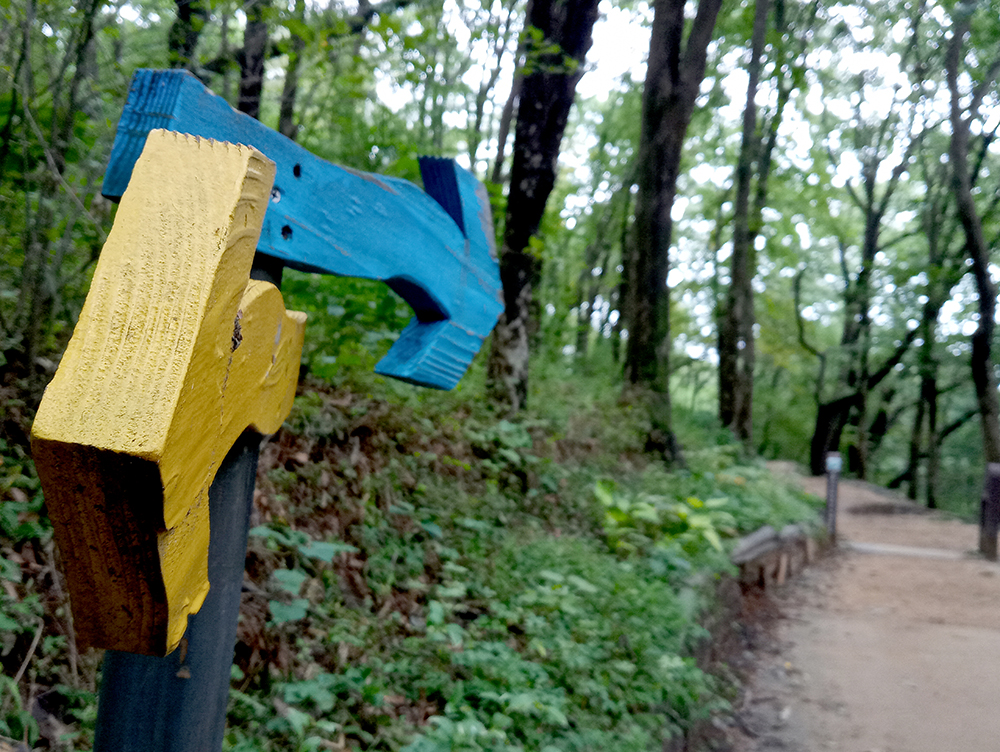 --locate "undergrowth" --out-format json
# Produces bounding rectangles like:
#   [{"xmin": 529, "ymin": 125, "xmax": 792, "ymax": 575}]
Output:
[{"xmin": 0, "ymin": 367, "xmax": 821, "ymax": 751}]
